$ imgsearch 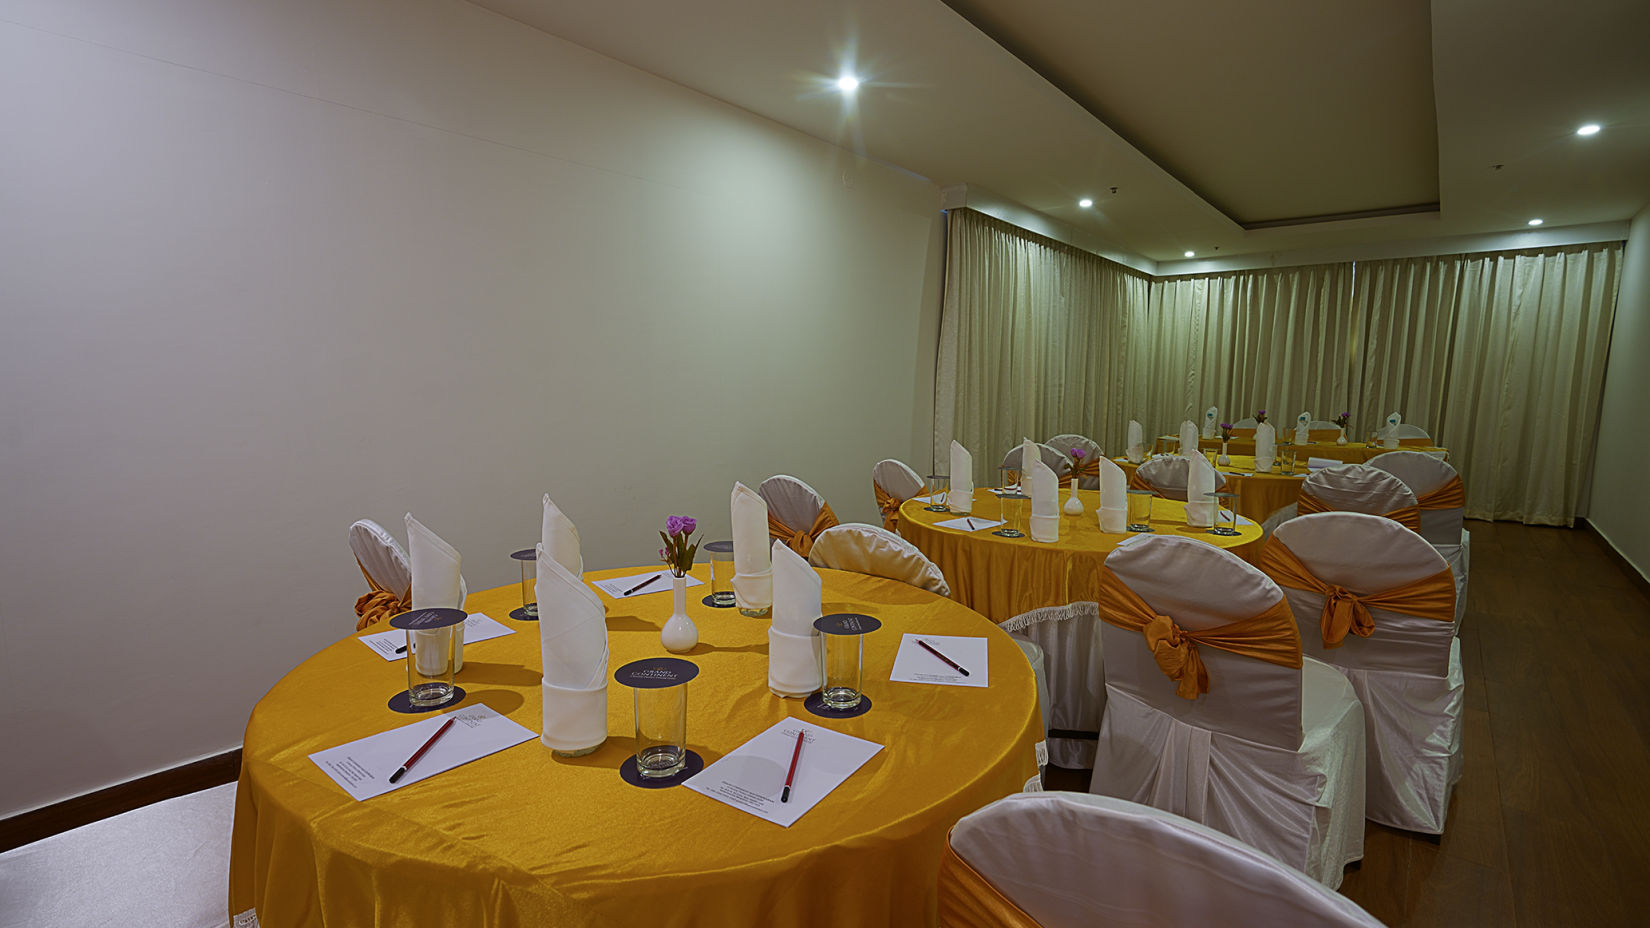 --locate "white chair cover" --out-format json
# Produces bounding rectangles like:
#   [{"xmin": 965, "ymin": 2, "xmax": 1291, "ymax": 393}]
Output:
[
  {"xmin": 349, "ymin": 519, "xmax": 411, "ymax": 602},
  {"xmin": 758, "ymin": 474, "xmax": 830, "ymax": 541},
  {"xmin": 0, "ymin": 783, "xmax": 235, "ymax": 928},
  {"xmin": 808, "ymin": 522, "xmax": 950, "ymax": 596},
  {"xmin": 1367, "ymin": 451, "xmax": 1471, "ymax": 625},
  {"xmin": 999, "ymin": 442, "xmax": 1071, "ymax": 482},
  {"xmin": 1000, "ymin": 602, "xmax": 1104, "ymax": 770},
  {"xmin": 1268, "ymin": 513, "xmax": 1464, "ymax": 834},
  {"xmin": 947, "ymin": 792, "xmax": 1385, "ymax": 928},
  {"xmin": 1232, "ymin": 417, "xmax": 1259, "ymax": 429},
  {"xmin": 1300, "ymin": 463, "xmax": 1417, "ymax": 515},
  {"xmin": 1090, "ymin": 536, "xmax": 1365, "ymax": 889},
  {"xmin": 1395, "ymin": 423, "xmax": 1432, "ymax": 441},
  {"xmin": 1045, "ymin": 434, "xmax": 1104, "ymax": 489},
  {"xmin": 1133, "ymin": 456, "xmax": 1229, "ymax": 501},
  {"xmin": 872, "ymin": 458, "xmax": 924, "ymax": 500}
]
